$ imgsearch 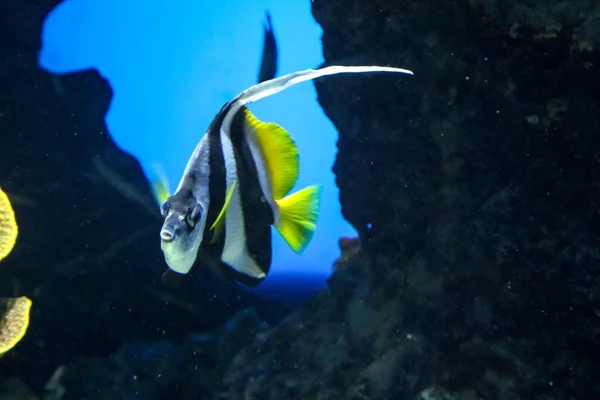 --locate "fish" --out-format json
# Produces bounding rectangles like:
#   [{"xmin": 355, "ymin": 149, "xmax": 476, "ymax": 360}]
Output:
[
  {"xmin": 156, "ymin": 65, "xmax": 413, "ymax": 287},
  {"xmin": 257, "ymin": 11, "xmax": 278, "ymax": 83},
  {"xmin": 153, "ymin": 12, "xmax": 280, "ymax": 289}
]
